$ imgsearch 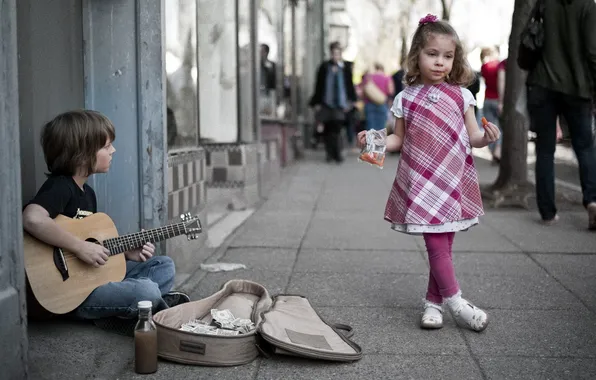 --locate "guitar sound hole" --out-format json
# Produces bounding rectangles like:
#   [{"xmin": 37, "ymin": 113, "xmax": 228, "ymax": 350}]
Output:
[{"xmin": 85, "ymin": 238, "xmax": 106, "ymax": 251}]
